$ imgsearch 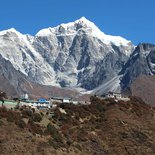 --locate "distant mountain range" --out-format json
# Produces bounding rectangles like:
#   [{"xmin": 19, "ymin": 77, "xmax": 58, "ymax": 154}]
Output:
[{"xmin": 0, "ymin": 17, "xmax": 155, "ymax": 102}]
